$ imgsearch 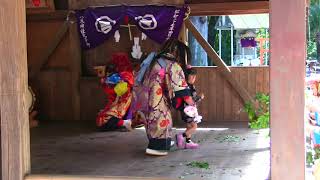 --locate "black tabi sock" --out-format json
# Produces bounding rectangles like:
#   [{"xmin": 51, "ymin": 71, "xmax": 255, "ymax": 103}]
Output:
[
  {"xmin": 183, "ymin": 133, "xmax": 191, "ymax": 143},
  {"xmin": 186, "ymin": 138, "xmax": 191, "ymax": 143}
]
